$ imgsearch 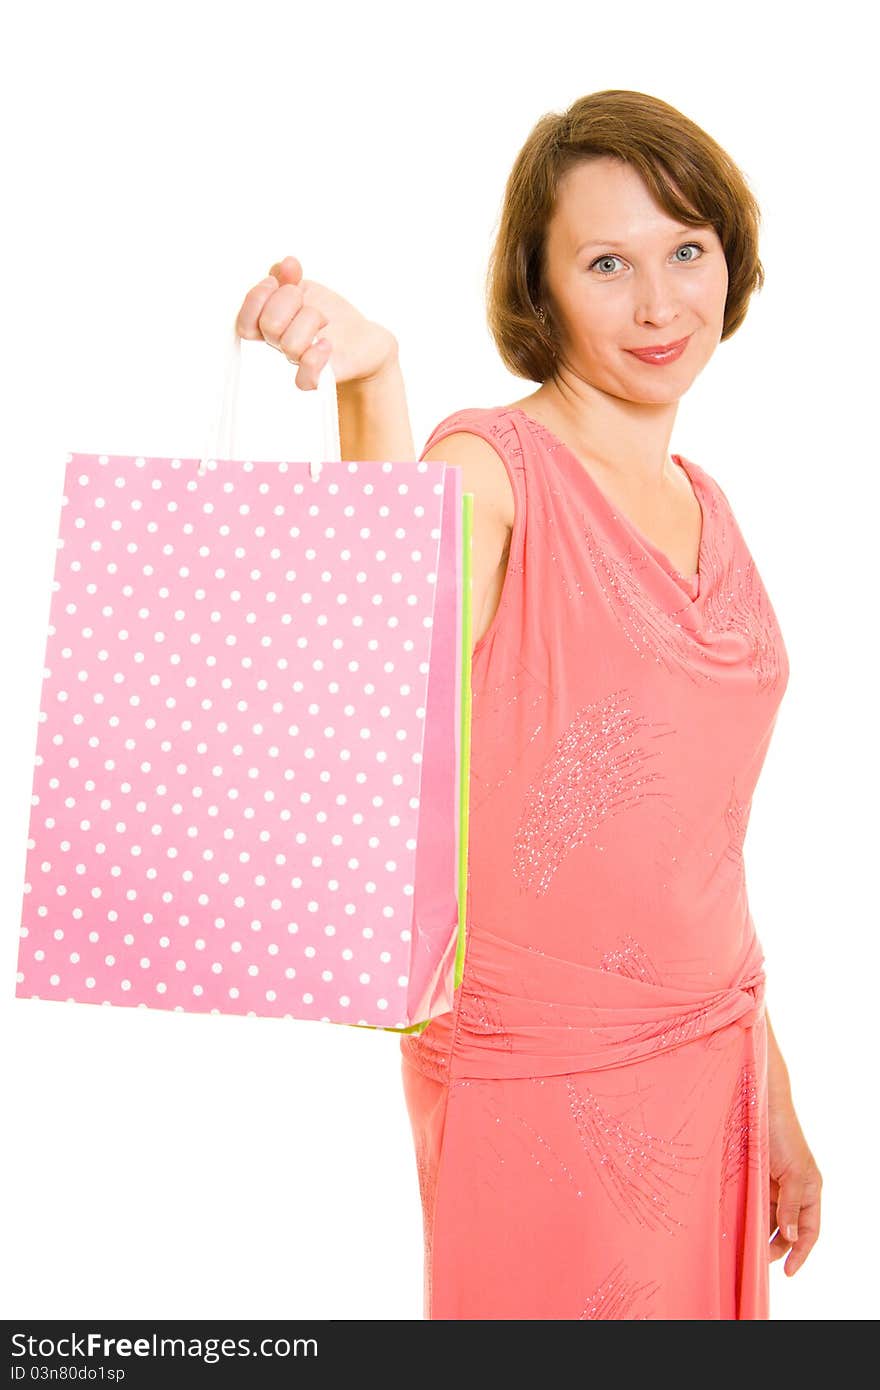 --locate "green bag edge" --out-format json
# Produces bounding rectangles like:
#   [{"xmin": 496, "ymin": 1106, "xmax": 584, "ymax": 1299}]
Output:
[{"xmin": 350, "ymin": 487, "xmax": 473, "ymax": 1037}]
